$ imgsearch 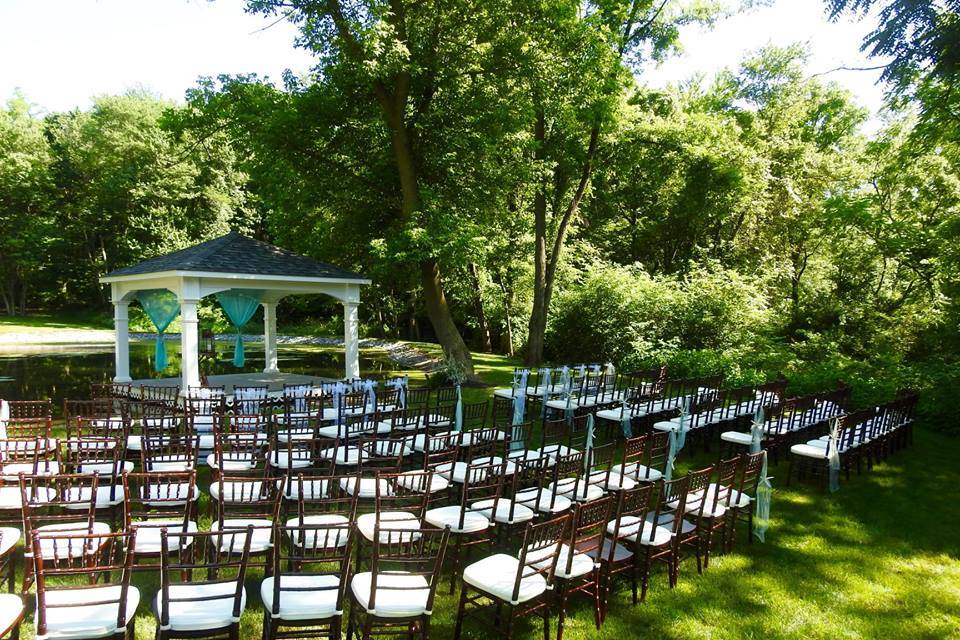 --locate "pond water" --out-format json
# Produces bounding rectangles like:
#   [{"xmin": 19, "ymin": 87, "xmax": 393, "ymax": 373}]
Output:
[{"xmin": 0, "ymin": 341, "xmax": 399, "ymax": 416}]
